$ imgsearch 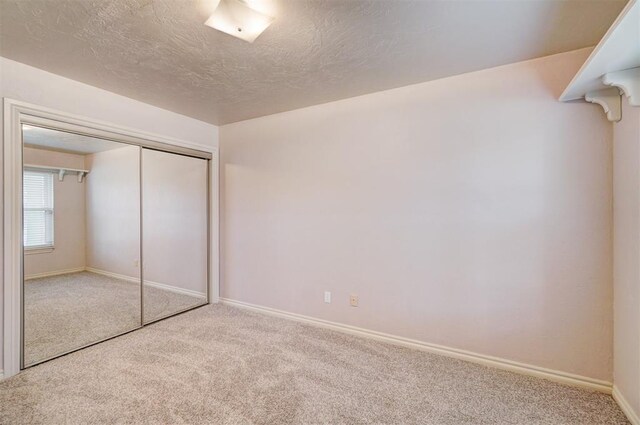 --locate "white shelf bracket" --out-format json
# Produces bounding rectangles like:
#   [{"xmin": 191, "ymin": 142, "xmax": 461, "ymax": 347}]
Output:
[
  {"xmin": 585, "ymin": 88, "xmax": 622, "ymax": 122},
  {"xmin": 603, "ymin": 67, "xmax": 640, "ymax": 107},
  {"xmin": 26, "ymin": 164, "xmax": 89, "ymax": 183}
]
